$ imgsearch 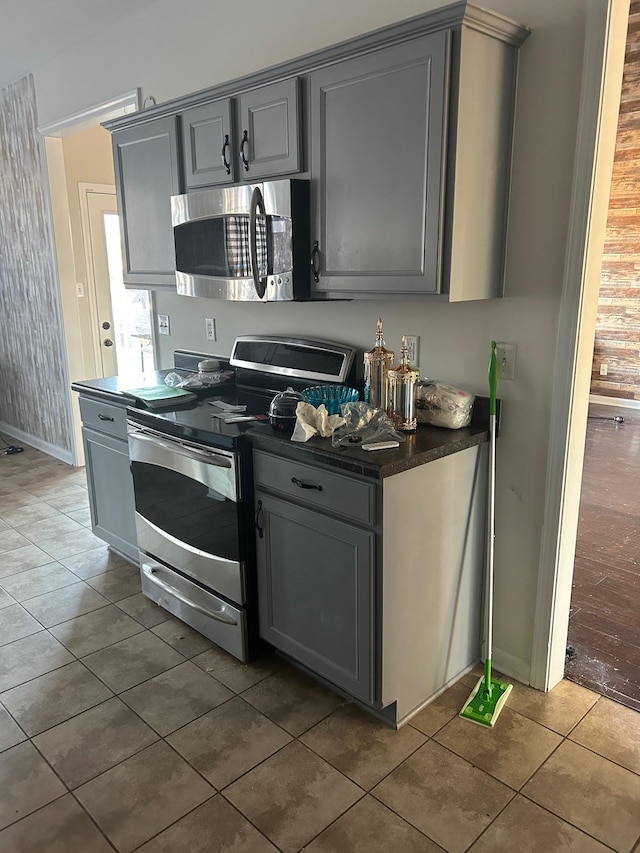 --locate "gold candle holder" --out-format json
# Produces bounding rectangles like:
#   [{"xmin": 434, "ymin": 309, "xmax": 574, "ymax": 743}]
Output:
[
  {"xmin": 363, "ymin": 317, "xmax": 394, "ymax": 410},
  {"xmin": 388, "ymin": 335, "xmax": 420, "ymax": 431}
]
